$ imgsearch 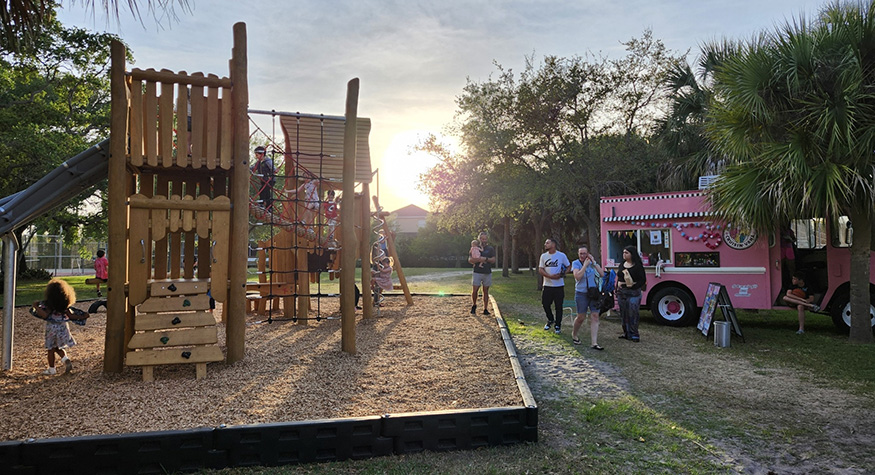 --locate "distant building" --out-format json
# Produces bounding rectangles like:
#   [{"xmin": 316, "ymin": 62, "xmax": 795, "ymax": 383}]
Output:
[{"xmin": 390, "ymin": 204, "xmax": 428, "ymax": 235}]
